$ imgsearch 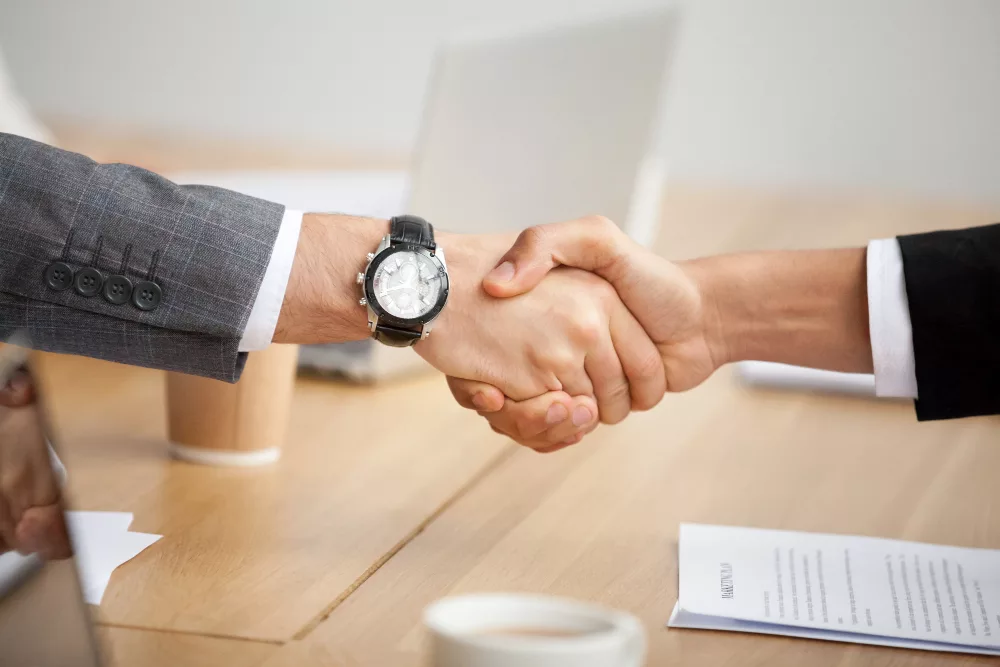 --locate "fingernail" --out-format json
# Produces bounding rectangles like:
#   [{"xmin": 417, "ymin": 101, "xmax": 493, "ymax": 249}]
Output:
[
  {"xmin": 472, "ymin": 392, "xmax": 490, "ymax": 411},
  {"xmin": 488, "ymin": 261, "xmax": 515, "ymax": 283},
  {"xmin": 545, "ymin": 403, "xmax": 569, "ymax": 425},
  {"xmin": 572, "ymin": 405, "xmax": 593, "ymax": 427}
]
